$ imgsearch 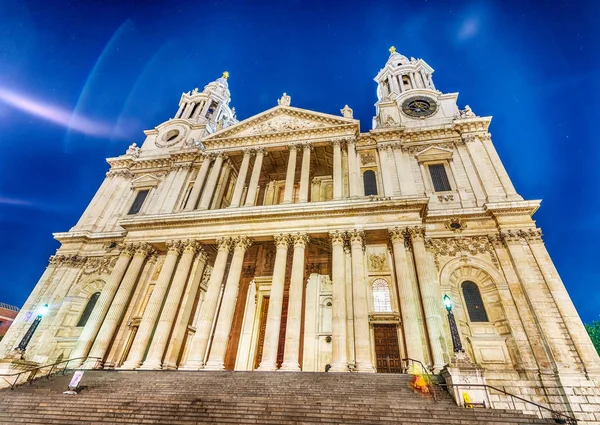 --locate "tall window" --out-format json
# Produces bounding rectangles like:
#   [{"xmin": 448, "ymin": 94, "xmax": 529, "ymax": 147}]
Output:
[
  {"xmin": 127, "ymin": 190, "xmax": 149, "ymax": 215},
  {"xmin": 428, "ymin": 164, "xmax": 451, "ymax": 192},
  {"xmin": 461, "ymin": 281, "xmax": 489, "ymax": 322},
  {"xmin": 77, "ymin": 292, "xmax": 101, "ymax": 327},
  {"xmin": 363, "ymin": 170, "xmax": 378, "ymax": 196},
  {"xmin": 372, "ymin": 279, "xmax": 392, "ymax": 313}
]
